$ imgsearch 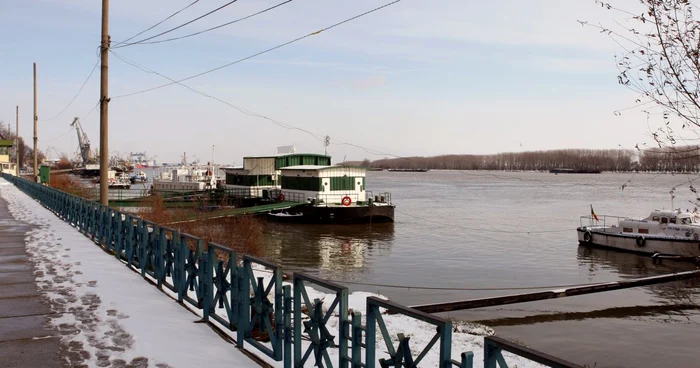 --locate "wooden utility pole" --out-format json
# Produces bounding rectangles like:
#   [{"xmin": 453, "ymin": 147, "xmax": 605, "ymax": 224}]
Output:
[
  {"xmin": 99, "ymin": 0, "xmax": 110, "ymax": 205},
  {"xmin": 15, "ymin": 106, "xmax": 19, "ymax": 176},
  {"xmin": 33, "ymin": 63, "xmax": 38, "ymax": 182}
]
